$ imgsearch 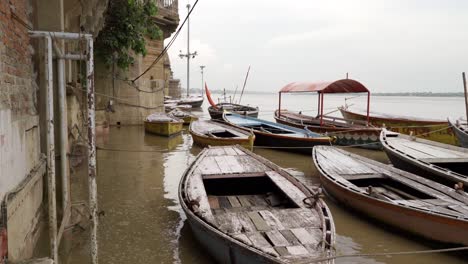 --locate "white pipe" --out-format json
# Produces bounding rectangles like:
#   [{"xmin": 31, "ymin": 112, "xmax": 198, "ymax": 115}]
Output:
[
  {"xmin": 86, "ymin": 37, "xmax": 99, "ymax": 264},
  {"xmin": 57, "ymin": 54, "xmax": 69, "ymax": 218},
  {"xmin": 29, "ymin": 30, "xmax": 92, "ymax": 39},
  {"xmin": 45, "ymin": 35, "xmax": 59, "ymax": 263}
]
